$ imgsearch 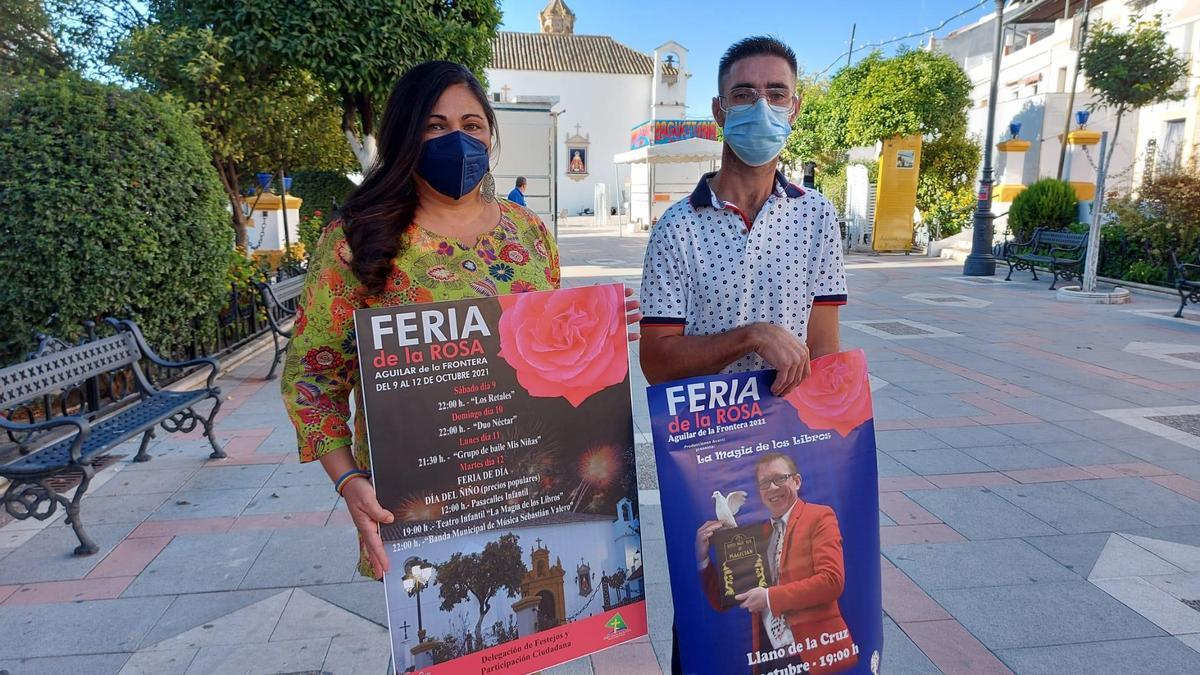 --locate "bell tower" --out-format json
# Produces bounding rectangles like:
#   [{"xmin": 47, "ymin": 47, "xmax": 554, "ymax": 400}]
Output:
[{"xmin": 539, "ymin": 0, "xmax": 576, "ymax": 35}]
